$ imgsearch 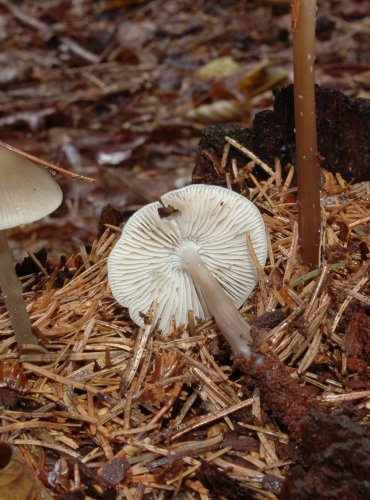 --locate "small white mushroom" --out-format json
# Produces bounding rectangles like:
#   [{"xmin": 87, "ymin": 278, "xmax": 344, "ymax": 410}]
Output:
[
  {"xmin": 0, "ymin": 145, "xmax": 63, "ymax": 352},
  {"xmin": 108, "ymin": 184, "xmax": 267, "ymax": 359}
]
